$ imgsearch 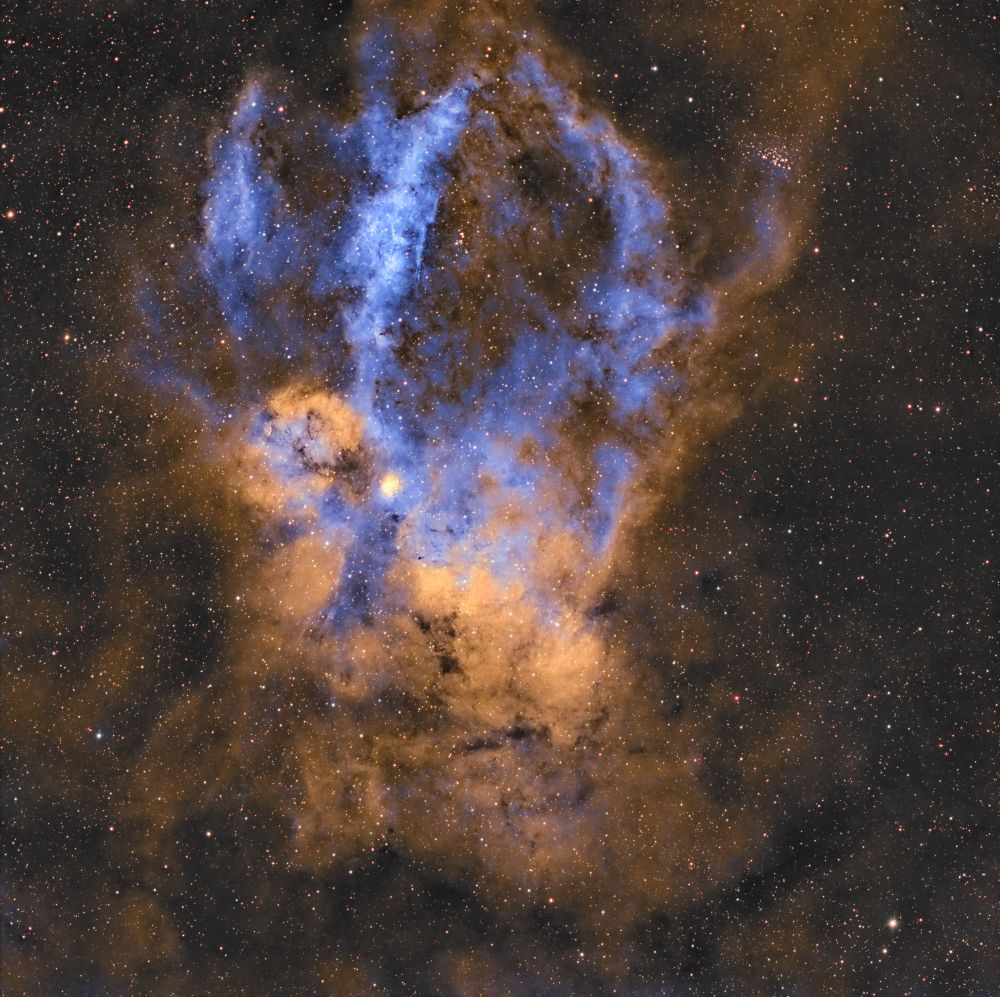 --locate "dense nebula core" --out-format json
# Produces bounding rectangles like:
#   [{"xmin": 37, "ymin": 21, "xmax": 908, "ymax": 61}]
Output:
[{"xmin": 6, "ymin": 0, "xmax": 996, "ymax": 994}]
